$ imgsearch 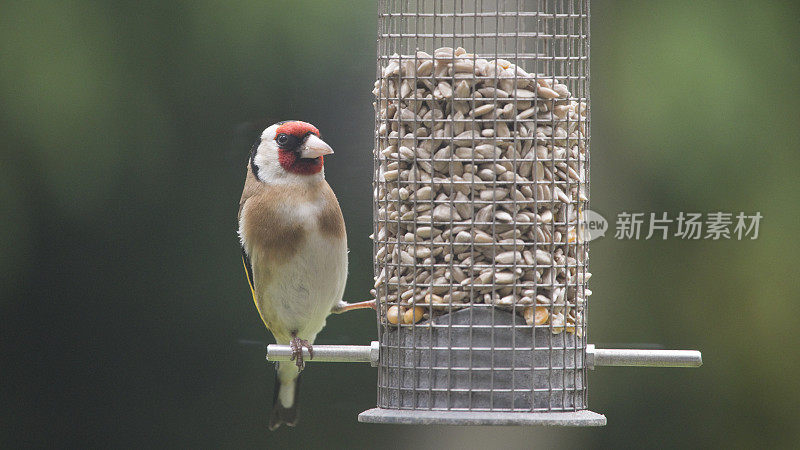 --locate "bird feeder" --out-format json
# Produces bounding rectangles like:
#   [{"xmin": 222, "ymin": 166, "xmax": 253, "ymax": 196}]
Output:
[{"xmin": 266, "ymin": 0, "xmax": 701, "ymax": 426}]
